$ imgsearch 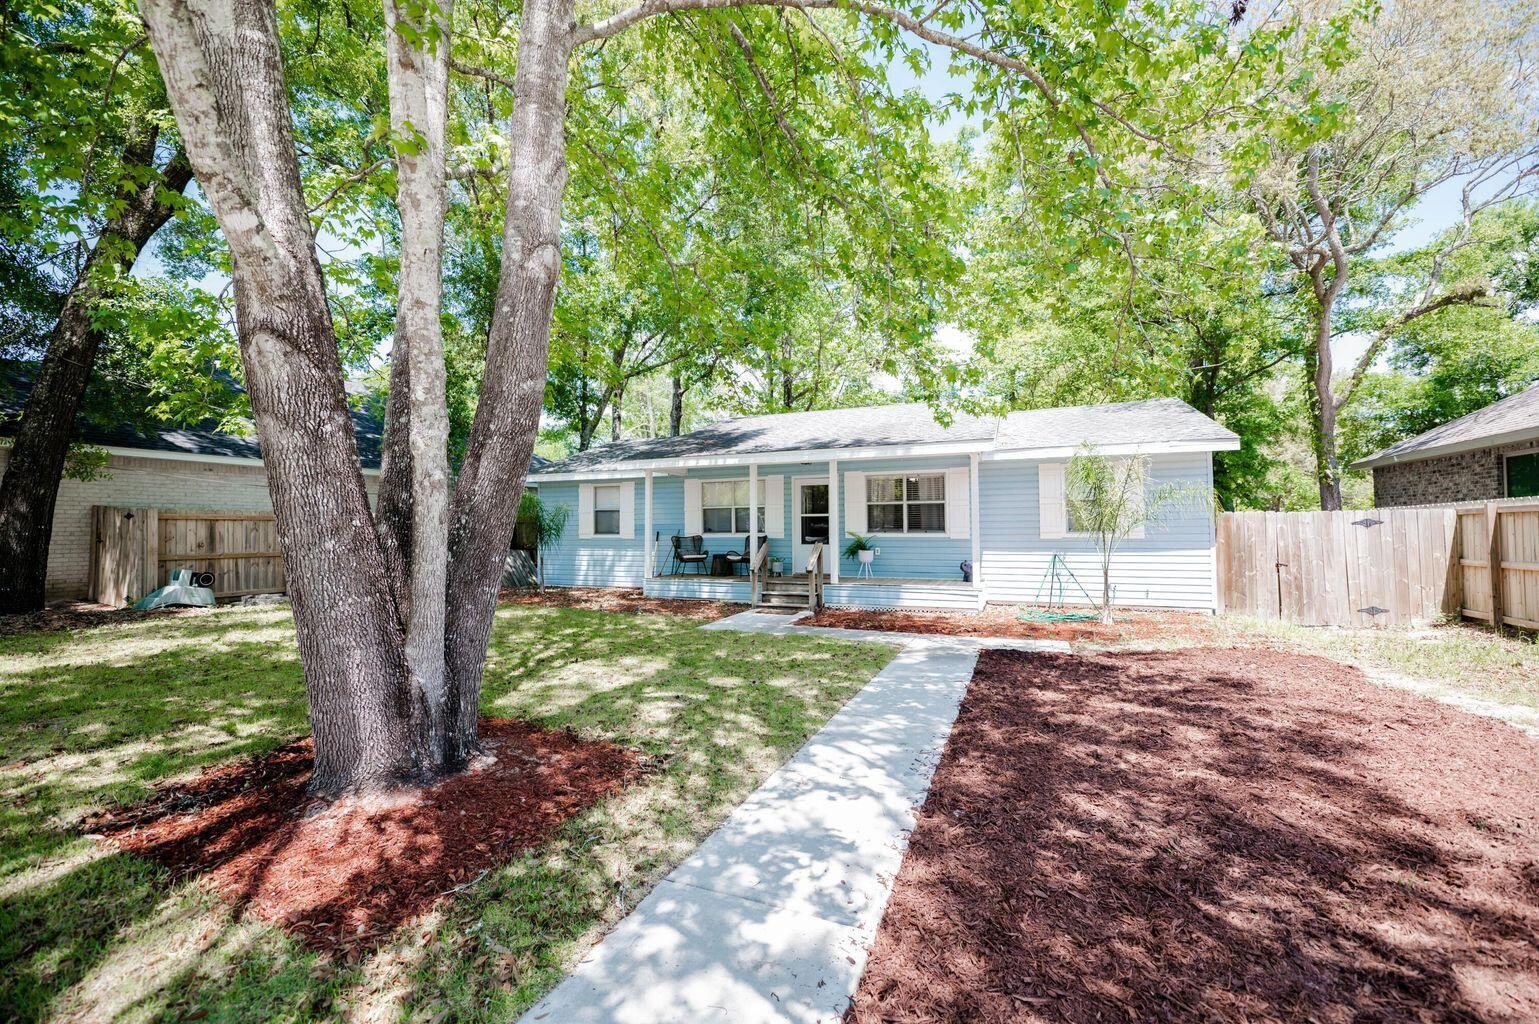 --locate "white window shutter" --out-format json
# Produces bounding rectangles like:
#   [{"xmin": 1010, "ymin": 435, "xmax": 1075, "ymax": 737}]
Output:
[
  {"xmin": 683, "ymin": 478, "xmax": 703, "ymax": 535},
  {"xmin": 945, "ymin": 467, "xmax": 970, "ymax": 539},
  {"xmin": 844, "ymin": 471, "xmax": 867, "ymax": 535},
  {"xmin": 1039, "ymin": 463, "xmax": 1066, "ymax": 540},
  {"xmin": 578, "ymin": 484, "xmax": 595, "ymax": 539},
  {"xmin": 1126, "ymin": 462, "xmax": 1147, "ymax": 540},
  {"xmin": 763, "ymin": 476, "xmax": 785, "ymax": 537},
  {"xmin": 618, "ymin": 481, "xmax": 636, "ymax": 539}
]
